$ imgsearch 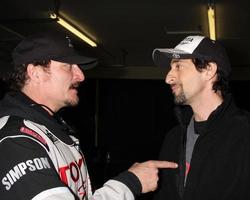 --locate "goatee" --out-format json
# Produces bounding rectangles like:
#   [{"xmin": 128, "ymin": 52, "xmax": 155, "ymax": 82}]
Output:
[{"xmin": 174, "ymin": 91, "xmax": 187, "ymax": 105}]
